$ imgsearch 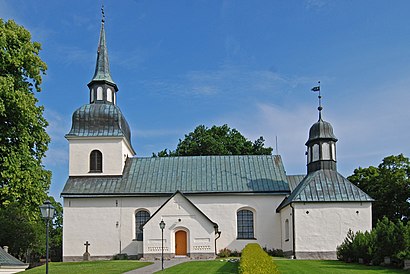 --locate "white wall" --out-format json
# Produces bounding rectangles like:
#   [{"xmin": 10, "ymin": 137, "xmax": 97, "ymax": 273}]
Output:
[
  {"xmin": 143, "ymin": 194, "xmax": 216, "ymax": 257},
  {"xmin": 67, "ymin": 137, "xmax": 133, "ymax": 176},
  {"xmin": 280, "ymin": 205, "xmax": 293, "ymax": 254},
  {"xmin": 63, "ymin": 194, "xmax": 285, "ymax": 260},
  {"xmin": 293, "ymin": 202, "xmax": 372, "ymax": 259}
]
